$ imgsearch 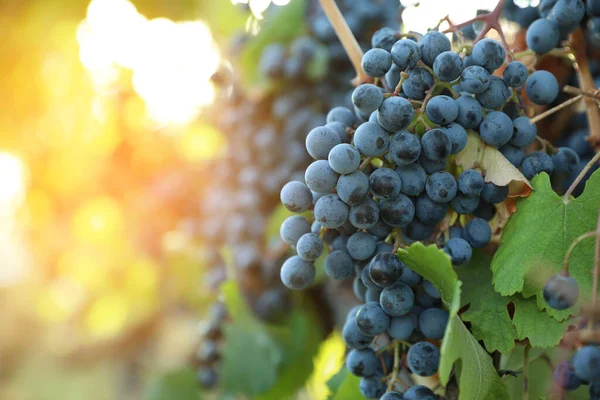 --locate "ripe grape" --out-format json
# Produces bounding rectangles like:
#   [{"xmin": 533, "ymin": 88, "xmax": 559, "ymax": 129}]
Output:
[
  {"xmin": 464, "ymin": 217, "xmax": 492, "ymax": 248},
  {"xmin": 328, "ymin": 143, "xmax": 361, "ymax": 175},
  {"xmin": 377, "ymin": 96, "xmax": 415, "ymax": 132},
  {"xmin": 361, "ymin": 48, "xmax": 393, "ymax": 77},
  {"xmin": 522, "ymin": 151, "xmax": 554, "ymax": 179},
  {"xmin": 511, "ymin": 117, "xmax": 537, "ymax": 147},
  {"xmin": 280, "ymin": 181, "xmax": 313, "ymax": 213},
  {"xmin": 337, "ymin": 170, "xmax": 370, "ymax": 205},
  {"xmin": 369, "ymin": 167, "xmax": 402, "ymax": 199},
  {"xmin": 526, "ymin": 70, "xmax": 559, "ymax": 105},
  {"xmin": 349, "ymin": 198, "xmax": 381, "ymax": 229},
  {"xmin": 314, "ymin": 194, "xmax": 349, "ymax": 228},
  {"xmin": 471, "ymin": 38, "xmax": 506, "ymax": 72},
  {"xmin": 421, "ymin": 129, "xmax": 452, "ymax": 160},
  {"xmin": 380, "ymin": 282, "xmax": 415, "ymax": 316},
  {"xmin": 480, "ymin": 111, "xmax": 513, "ymax": 147},
  {"xmin": 442, "ymin": 122, "xmax": 468, "ymax": 154},
  {"xmin": 347, "ymin": 232, "xmax": 377, "ymax": 261},
  {"xmin": 404, "ymin": 385, "xmax": 436, "ymax": 400},
  {"xmin": 356, "ymin": 302, "xmax": 391, "ymax": 335},
  {"xmin": 456, "ymin": 94, "xmax": 484, "ymax": 128},
  {"xmin": 369, "ymin": 252, "xmax": 405, "ymax": 287},
  {"xmin": 296, "ymin": 233, "xmax": 323, "ymax": 261},
  {"xmin": 419, "ymin": 30, "xmax": 451, "ymax": 66},
  {"xmin": 444, "ymin": 237, "xmax": 473, "ymax": 265},
  {"xmin": 503, "ymin": 61, "xmax": 528, "ymax": 87},
  {"xmin": 280, "ymin": 256, "xmax": 316, "ymax": 290},
  {"xmin": 526, "ymin": 19, "xmax": 560, "ymax": 54},
  {"xmin": 380, "ymin": 194, "xmax": 416, "ymax": 226},
  {"xmin": 572, "ymin": 345, "xmax": 600, "ymax": 382},
  {"xmin": 280, "ymin": 216, "xmax": 311, "ymax": 246},
  {"xmin": 419, "ymin": 307, "xmax": 449, "ymax": 339},
  {"xmin": 402, "ymin": 67, "xmax": 435, "ymax": 100},
  {"xmin": 426, "ymin": 95, "xmax": 459, "ymax": 125},
  {"xmin": 306, "ymin": 125, "xmax": 341, "ymax": 160},
  {"xmin": 481, "ymin": 182, "xmax": 509, "ymax": 204},
  {"xmin": 543, "ymin": 273, "xmax": 579, "ymax": 310},
  {"xmin": 426, "ymin": 171, "xmax": 458, "ymax": 203},
  {"xmin": 387, "ymin": 315, "xmax": 415, "ymax": 340},
  {"xmin": 407, "ymin": 342, "xmax": 441, "ymax": 376},
  {"xmin": 346, "ymin": 348, "xmax": 379, "ymax": 377},
  {"xmin": 433, "ymin": 50, "xmax": 463, "ymax": 82},
  {"xmin": 476, "ymin": 76, "xmax": 511, "ymax": 109},
  {"xmin": 391, "ymin": 38, "xmax": 421, "ymax": 69},
  {"xmin": 460, "ymin": 65, "xmax": 491, "ymax": 94},
  {"xmin": 352, "ymin": 84, "xmax": 384, "ymax": 114},
  {"xmin": 457, "ymin": 169, "xmax": 484, "ymax": 196},
  {"xmin": 389, "ymin": 130, "xmax": 422, "ymax": 165},
  {"xmin": 305, "ymin": 160, "xmax": 339, "ymax": 193},
  {"xmin": 552, "ymin": 147, "xmax": 580, "ymax": 173}
]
